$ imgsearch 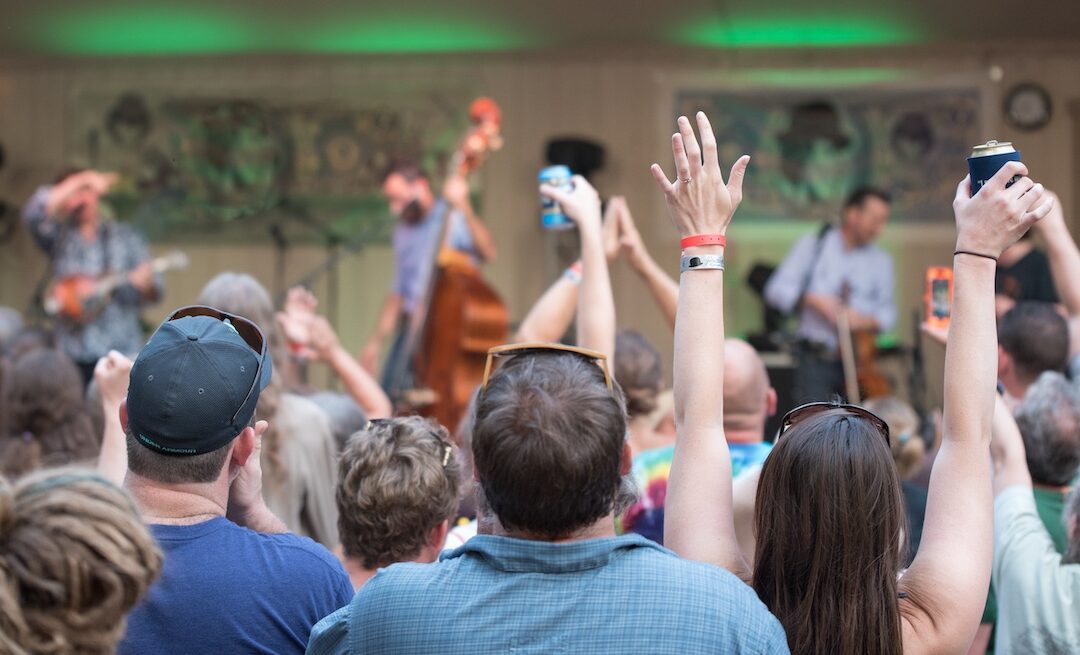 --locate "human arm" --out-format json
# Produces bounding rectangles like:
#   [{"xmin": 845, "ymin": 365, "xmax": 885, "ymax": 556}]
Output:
[
  {"xmin": 361, "ymin": 293, "xmax": 403, "ymax": 373},
  {"xmin": 513, "ymin": 271, "xmax": 579, "ymax": 343},
  {"xmin": 652, "ymin": 111, "xmax": 752, "ymax": 577},
  {"xmin": 444, "ymin": 174, "xmax": 496, "ymax": 263},
  {"xmin": 539, "ymin": 175, "xmax": 615, "ymax": 357},
  {"xmin": 898, "ymin": 162, "xmax": 1053, "ymax": 653},
  {"xmin": 618, "ymin": 199, "xmax": 680, "ymax": 329},
  {"xmin": 94, "ymin": 351, "xmax": 133, "ymax": 486},
  {"xmin": 115, "ymin": 230, "xmax": 161, "ymax": 304},
  {"xmin": 309, "ymin": 315, "xmax": 393, "ymax": 419},
  {"xmin": 227, "ymin": 420, "xmax": 289, "ymax": 534},
  {"xmin": 1034, "ymin": 192, "xmax": 1080, "ymax": 316},
  {"xmin": 277, "ymin": 287, "xmax": 393, "ymax": 418},
  {"xmin": 989, "ymin": 394, "xmax": 1033, "ymax": 495}
]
